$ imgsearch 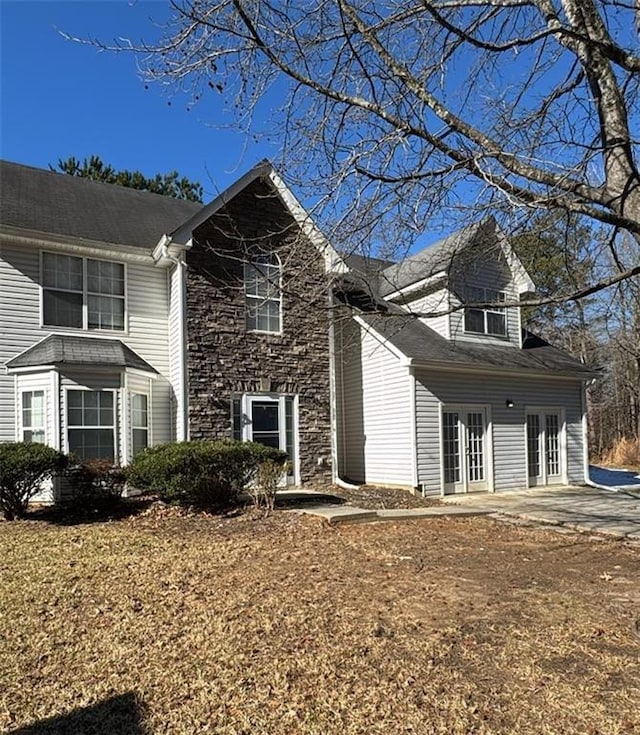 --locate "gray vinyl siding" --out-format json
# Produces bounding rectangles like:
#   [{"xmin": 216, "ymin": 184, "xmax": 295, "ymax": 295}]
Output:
[
  {"xmin": 335, "ymin": 314, "xmax": 365, "ymax": 482},
  {"xmin": 449, "ymin": 248, "xmax": 521, "ymax": 347},
  {"xmin": 415, "ymin": 370, "xmax": 586, "ymax": 494},
  {"xmin": 400, "ymin": 288, "xmax": 450, "ymax": 338},
  {"xmin": 0, "ymin": 242, "xmax": 43, "ymax": 442},
  {"xmin": 0, "ymin": 240, "xmax": 173, "ymax": 452},
  {"xmin": 336, "ymin": 316, "xmax": 414, "ymax": 487}
]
